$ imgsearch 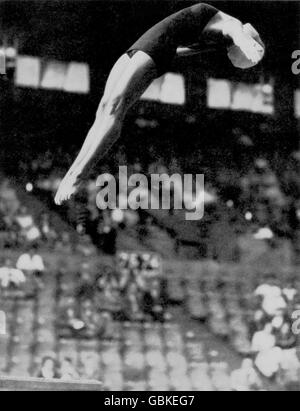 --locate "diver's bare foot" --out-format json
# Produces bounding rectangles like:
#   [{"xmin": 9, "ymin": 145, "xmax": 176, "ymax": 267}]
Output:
[{"xmin": 54, "ymin": 173, "xmax": 82, "ymax": 205}]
